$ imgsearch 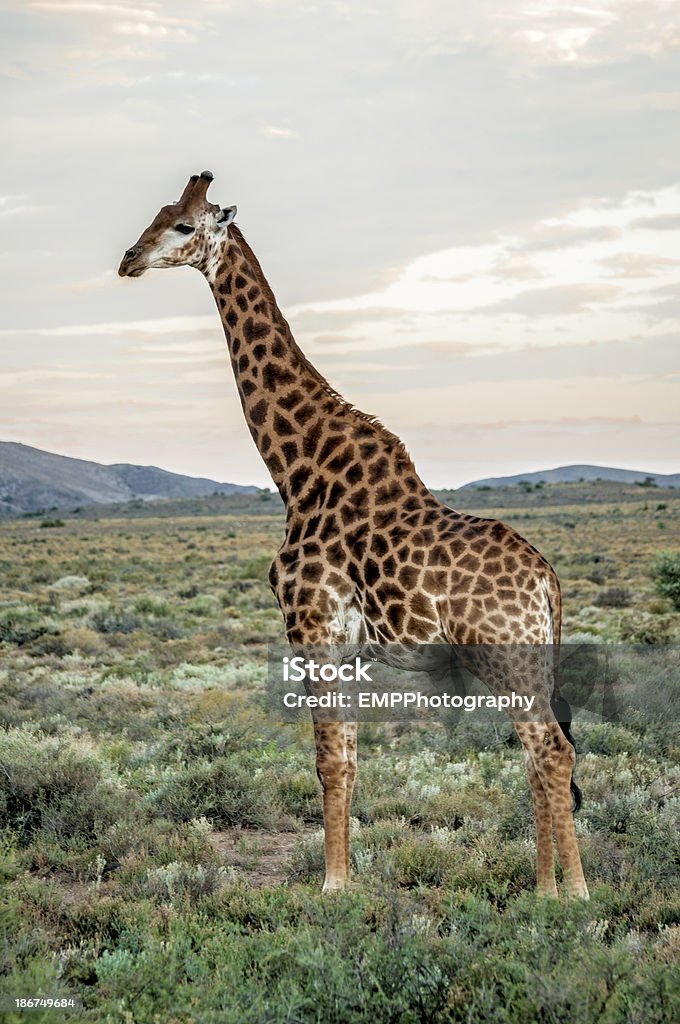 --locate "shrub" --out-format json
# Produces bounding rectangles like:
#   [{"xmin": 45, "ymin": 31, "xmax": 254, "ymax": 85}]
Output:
[
  {"xmin": 594, "ymin": 587, "xmax": 631, "ymax": 608},
  {"xmin": 59, "ymin": 625, "xmax": 107, "ymax": 657},
  {"xmin": 652, "ymin": 551, "xmax": 680, "ymax": 610},
  {"xmin": 147, "ymin": 755, "xmax": 283, "ymax": 829},
  {"xmin": 232, "ymin": 555, "xmax": 272, "ymax": 581},
  {"xmin": 391, "ymin": 836, "xmax": 456, "ymax": 888},
  {"xmin": 143, "ymin": 860, "xmax": 230, "ymax": 904},
  {"xmin": 147, "ymin": 617, "xmax": 184, "ymax": 640},
  {"xmin": 185, "ymin": 595, "xmax": 219, "ymax": 617},
  {"xmin": 620, "ymin": 618, "xmax": 673, "ymax": 645},
  {"xmin": 133, "ymin": 595, "xmax": 172, "ymax": 617},
  {"xmin": 0, "ymin": 729, "xmax": 134, "ymax": 847},
  {"xmin": 91, "ymin": 605, "xmax": 141, "ymax": 635},
  {"xmin": 0, "ymin": 605, "xmax": 49, "ymax": 646},
  {"xmin": 47, "ymin": 575, "xmax": 91, "ymax": 593},
  {"xmin": 100, "ymin": 816, "xmax": 216, "ymax": 867},
  {"xmin": 290, "ymin": 829, "xmax": 325, "ymax": 879},
  {"xmin": 277, "ymin": 770, "xmax": 322, "ymax": 820}
]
